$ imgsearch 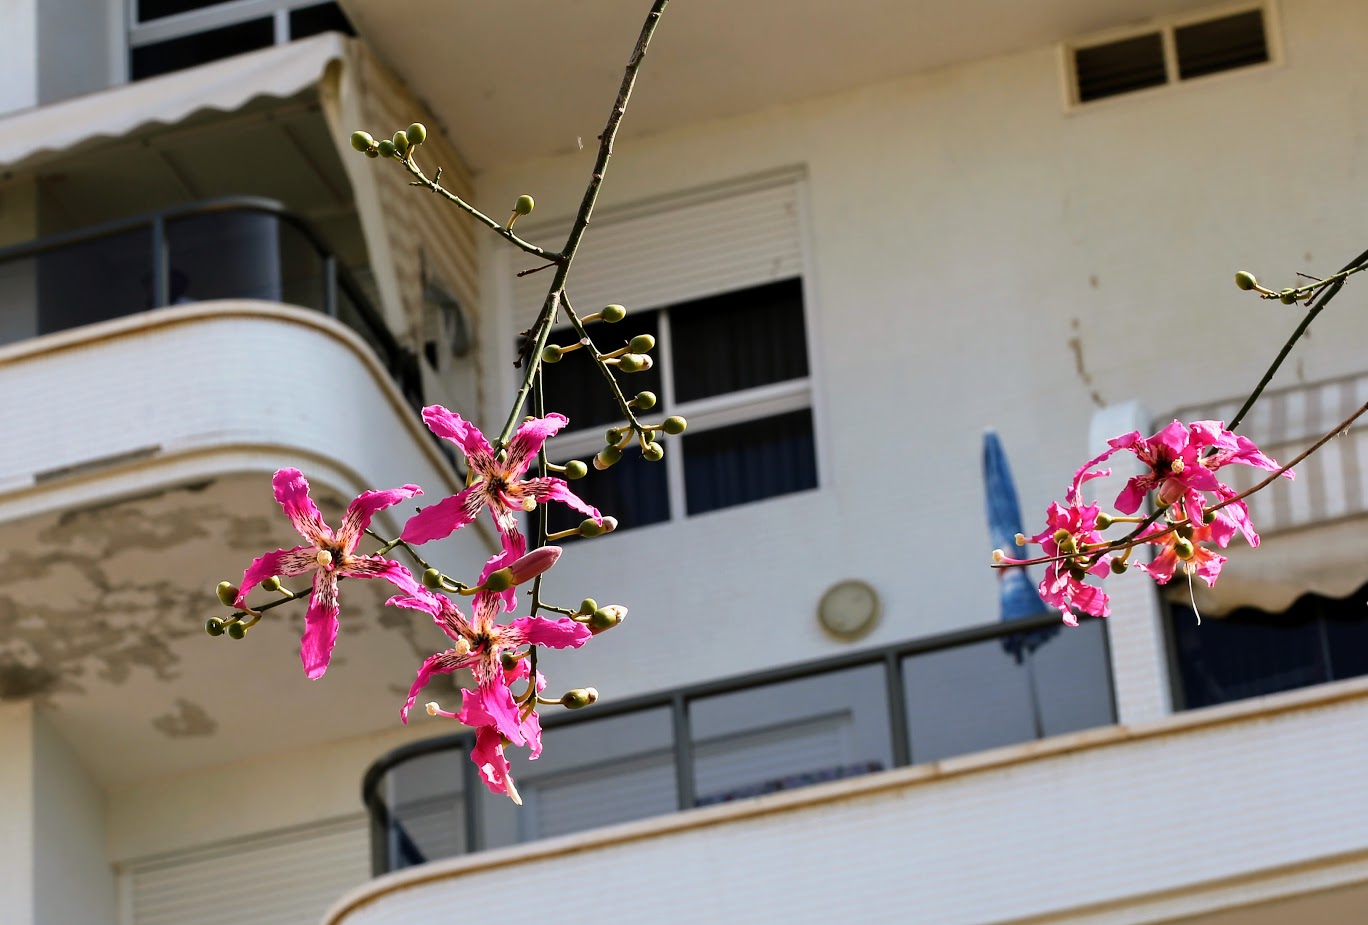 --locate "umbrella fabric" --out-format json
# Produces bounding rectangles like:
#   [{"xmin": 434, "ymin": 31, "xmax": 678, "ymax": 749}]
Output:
[{"xmin": 983, "ymin": 430, "xmax": 1057, "ymax": 659}]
